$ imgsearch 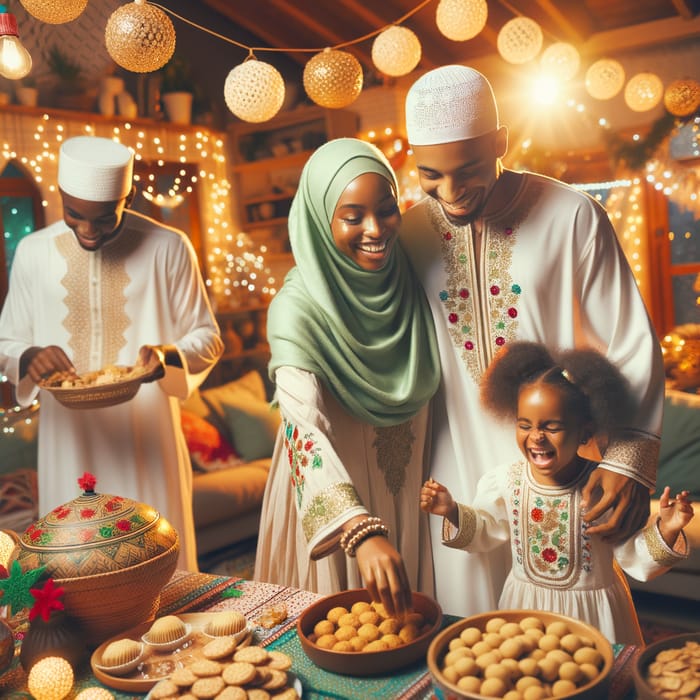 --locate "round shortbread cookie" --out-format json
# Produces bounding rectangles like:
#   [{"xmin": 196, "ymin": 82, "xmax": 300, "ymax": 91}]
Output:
[
  {"xmin": 202, "ymin": 636, "xmax": 237, "ymax": 660},
  {"xmin": 247, "ymin": 666, "xmax": 271, "ymax": 687},
  {"xmin": 270, "ymin": 688, "xmax": 301, "ymax": 700},
  {"xmin": 246, "ymin": 689, "xmax": 271, "ymax": 700},
  {"xmin": 221, "ymin": 660, "xmax": 257, "ymax": 686},
  {"xmin": 170, "ymin": 667, "xmax": 198, "ymax": 687},
  {"xmin": 191, "ymin": 676, "xmax": 225, "ymax": 699},
  {"xmin": 150, "ymin": 679, "xmax": 180, "ymax": 699},
  {"xmin": 261, "ymin": 668, "xmax": 288, "ymax": 690},
  {"xmin": 190, "ymin": 659, "xmax": 224, "ymax": 677},
  {"xmin": 266, "ymin": 651, "xmax": 292, "ymax": 671},
  {"xmin": 233, "ymin": 645, "xmax": 269, "ymax": 665},
  {"xmin": 214, "ymin": 687, "xmax": 247, "ymax": 700}
]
